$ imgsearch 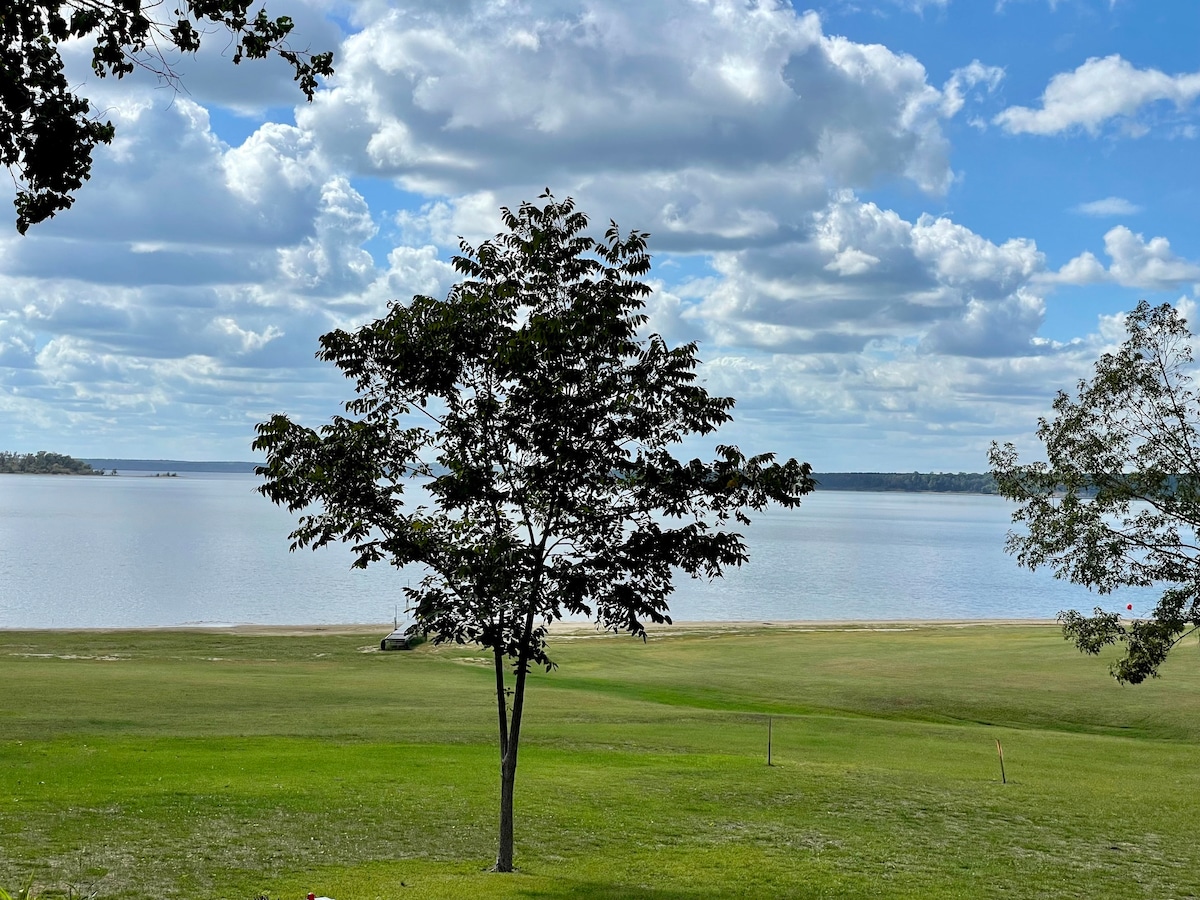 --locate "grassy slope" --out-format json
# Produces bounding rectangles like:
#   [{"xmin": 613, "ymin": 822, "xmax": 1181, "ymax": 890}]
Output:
[{"xmin": 2, "ymin": 625, "xmax": 1199, "ymax": 899}]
